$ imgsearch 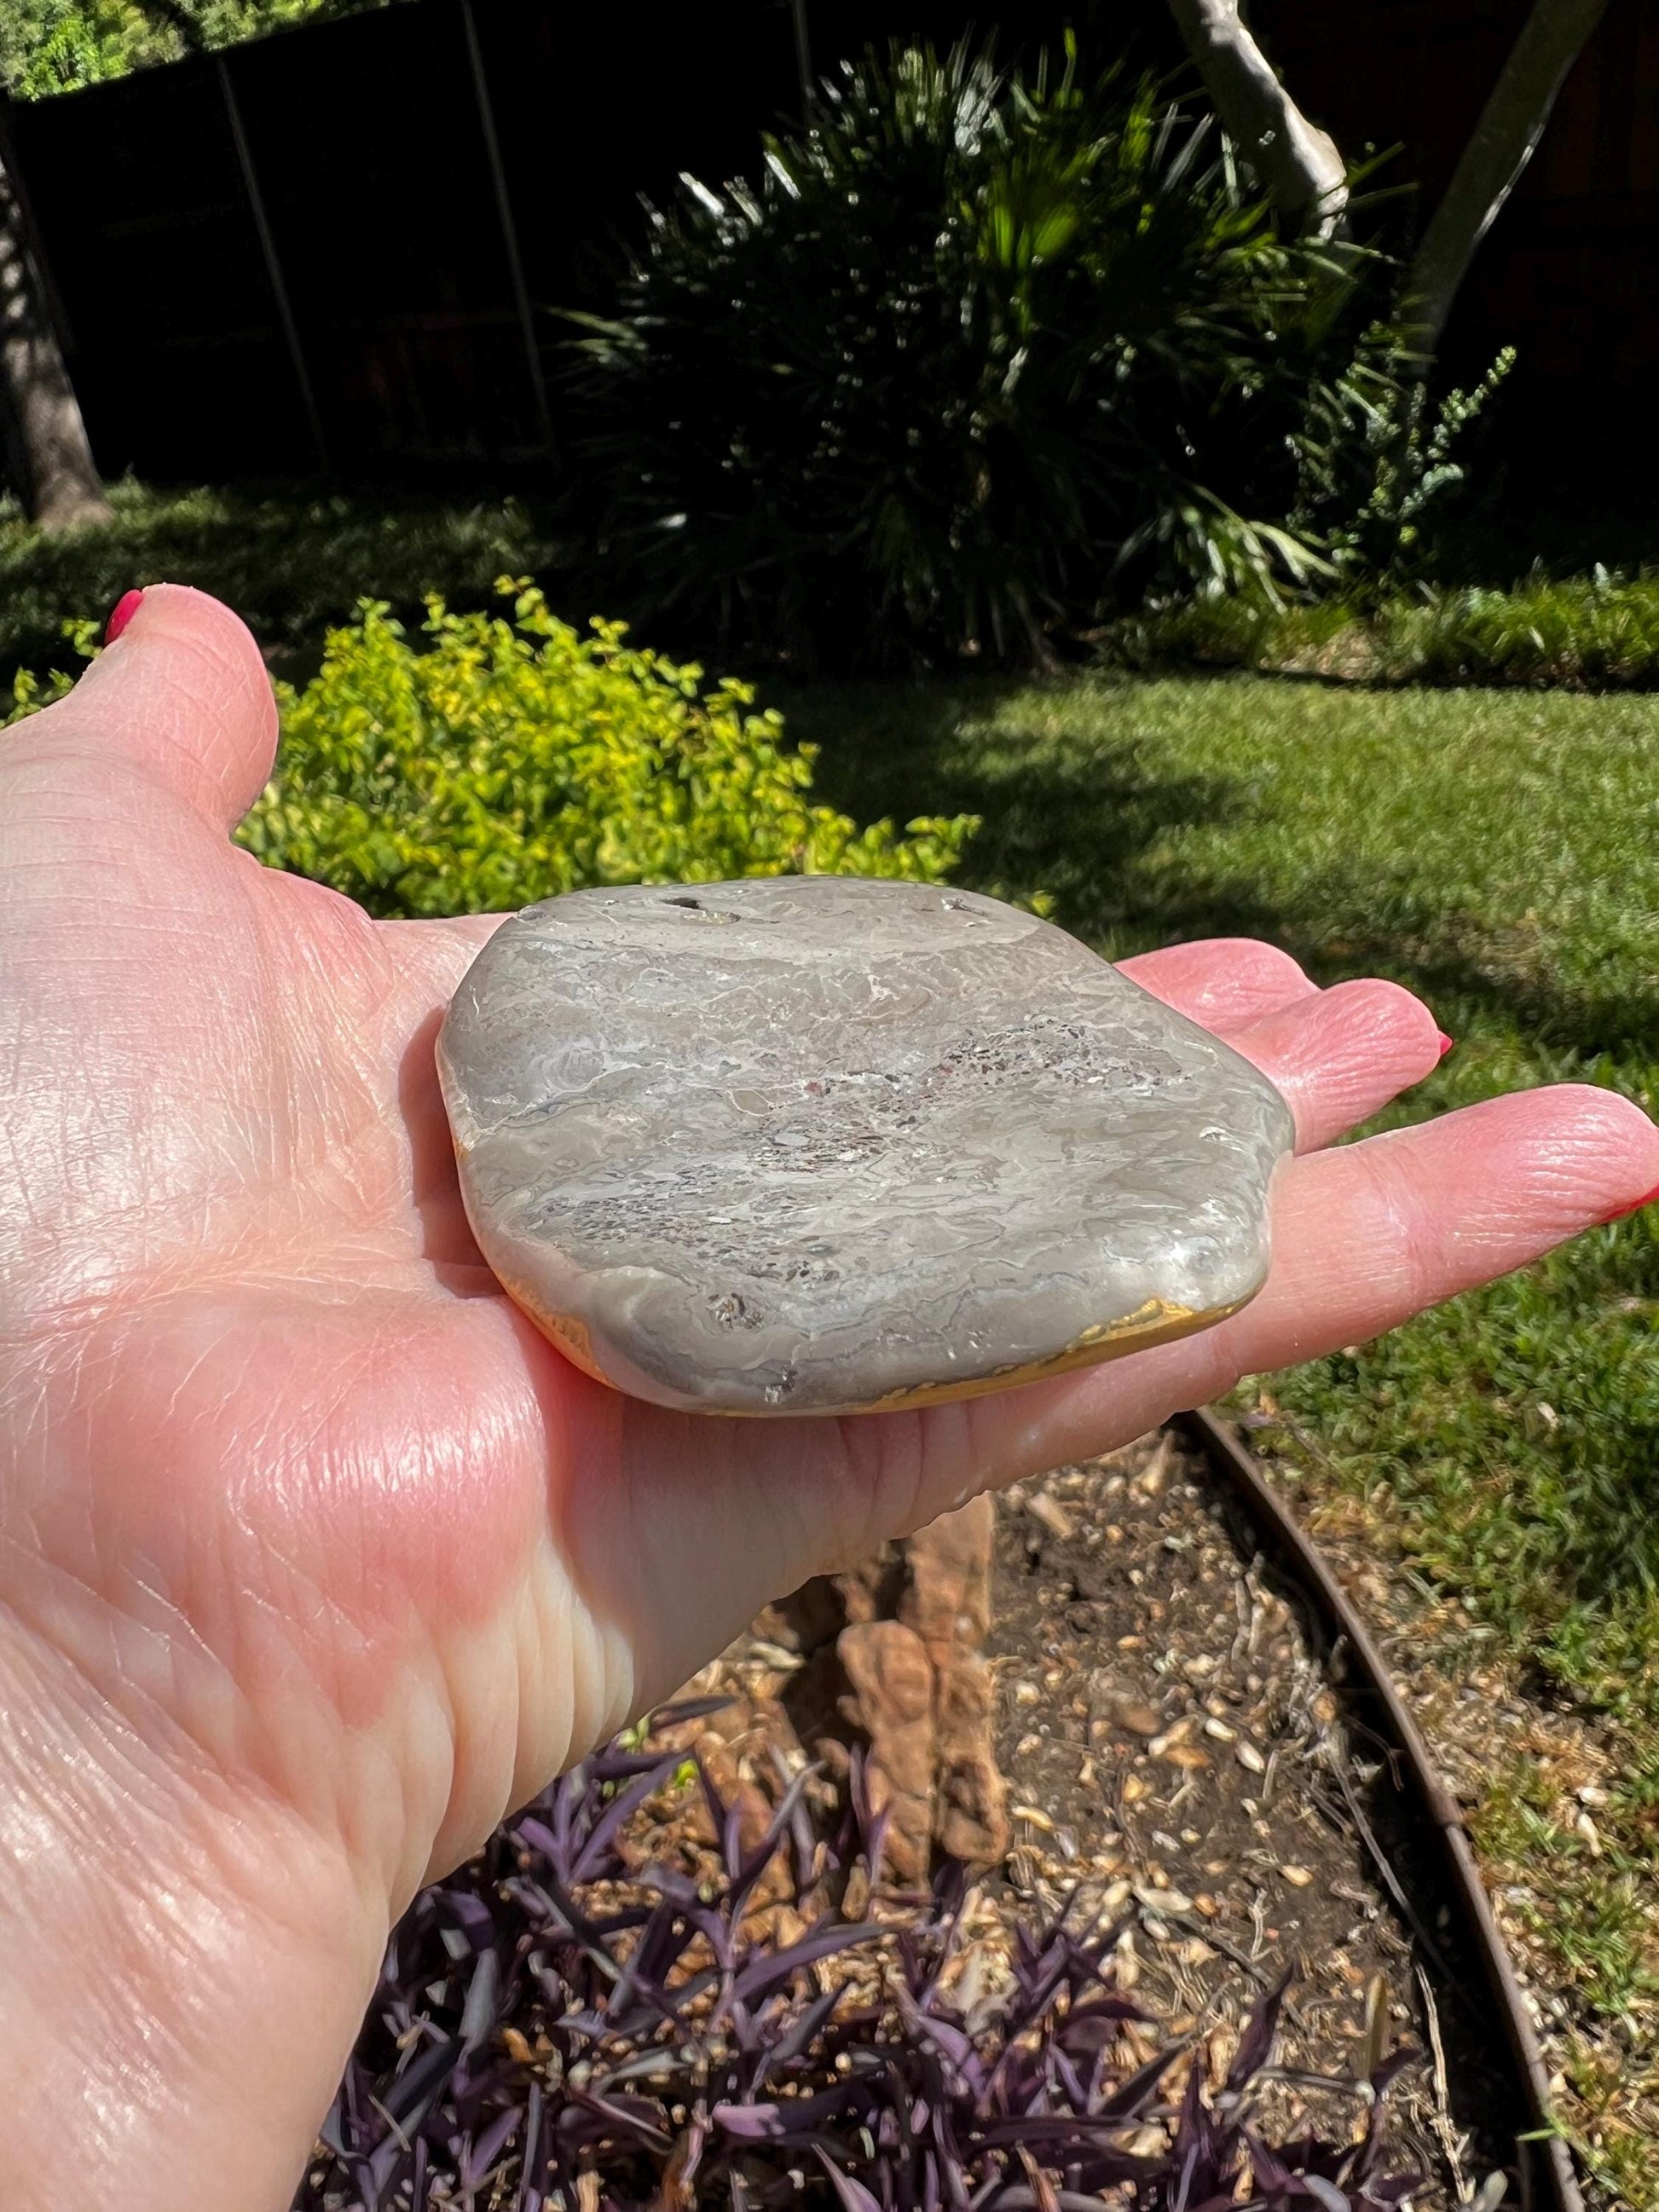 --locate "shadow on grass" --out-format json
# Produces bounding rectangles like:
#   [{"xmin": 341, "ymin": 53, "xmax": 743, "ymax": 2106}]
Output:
[
  {"xmin": 0, "ymin": 477, "xmax": 572, "ymax": 690},
  {"xmin": 782, "ymin": 671, "xmax": 1282, "ymax": 946},
  {"xmin": 787, "ymin": 672, "xmax": 1659, "ymax": 1064}
]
